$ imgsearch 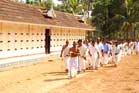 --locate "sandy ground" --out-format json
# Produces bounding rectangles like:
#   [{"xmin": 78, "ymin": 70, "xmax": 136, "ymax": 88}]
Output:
[{"xmin": 0, "ymin": 55, "xmax": 139, "ymax": 93}]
